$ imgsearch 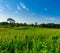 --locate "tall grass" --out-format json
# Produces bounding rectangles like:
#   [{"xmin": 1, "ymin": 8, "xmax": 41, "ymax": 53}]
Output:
[{"xmin": 0, "ymin": 27, "xmax": 60, "ymax": 53}]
